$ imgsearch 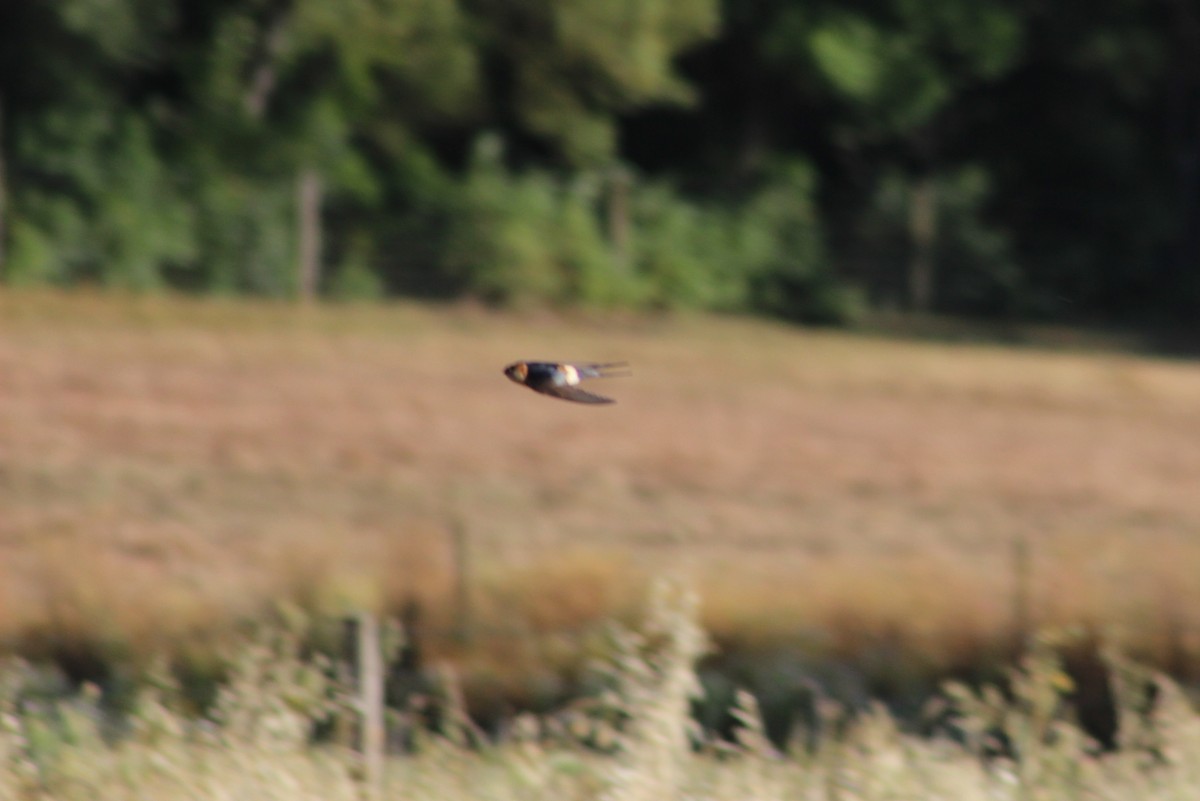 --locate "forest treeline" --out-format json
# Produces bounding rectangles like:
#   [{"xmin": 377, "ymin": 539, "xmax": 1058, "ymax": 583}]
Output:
[{"xmin": 1, "ymin": 0, "xmax": 1197, "ymax": 325}]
